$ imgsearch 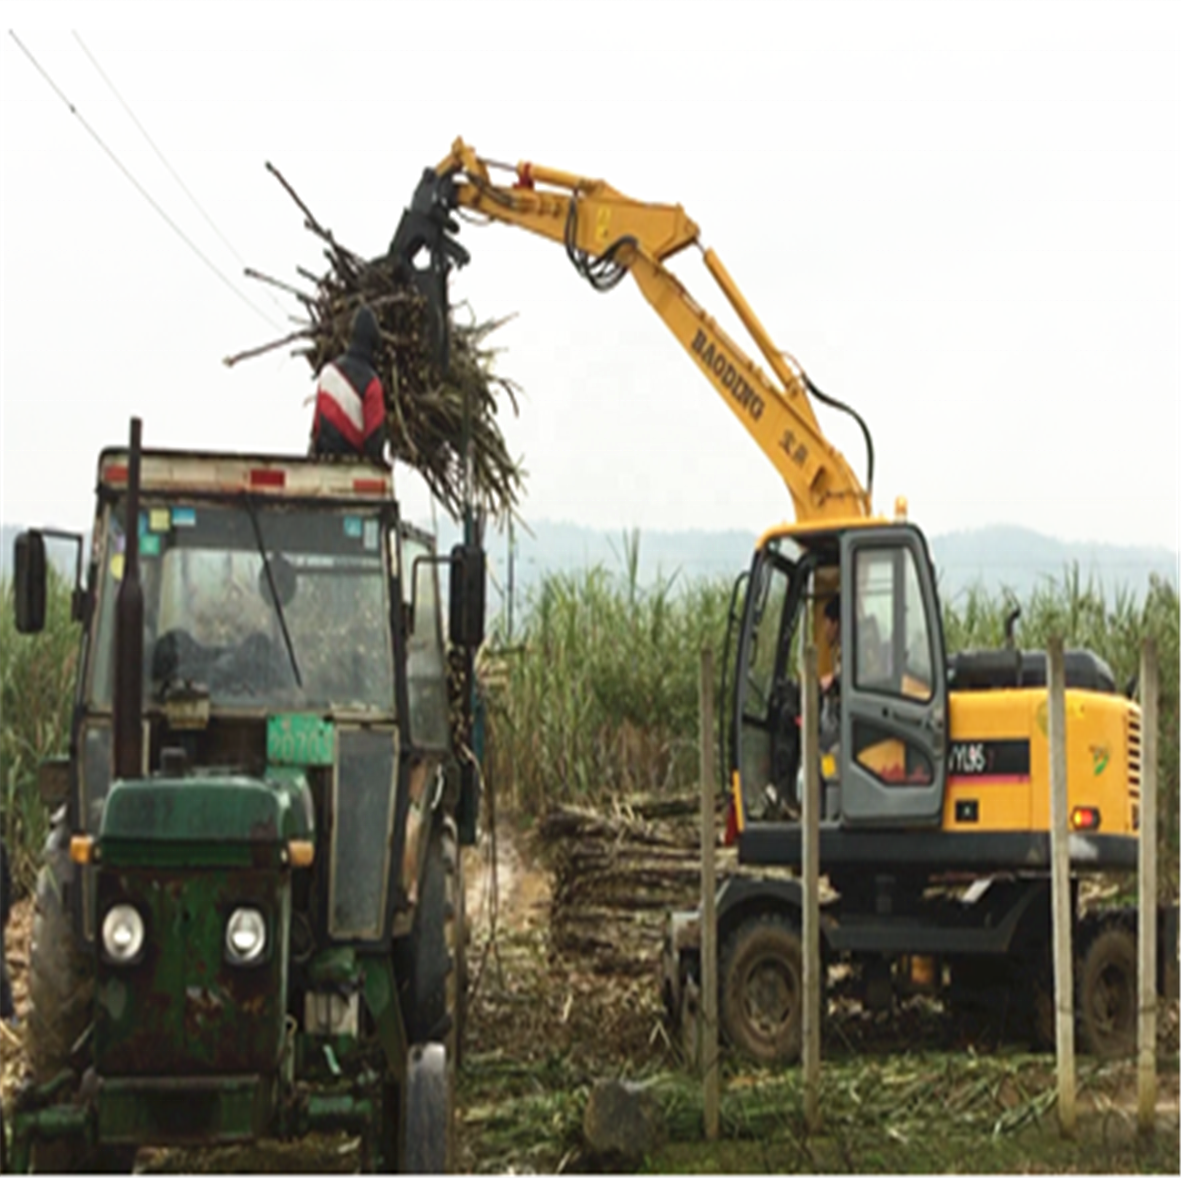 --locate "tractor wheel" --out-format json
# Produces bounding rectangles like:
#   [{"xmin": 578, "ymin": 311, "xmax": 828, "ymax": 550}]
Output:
[
  {"xmin": 441, "ymin": 821, "xmax": 464, "ymax": 1168},
  {"xmin": 404, "ymin": 1043, "xmax": 449, "ymax": 1174},
  {"xmin": 444, "ymin": 824, "xmax": 467, "ymax": 1072},
  {"xmin": 1078, "ymin": 925, "xmax": 1137, "ymax": 1059},
  {"xmin": 397, "ymin": 815, "xmax": 458, "ymax": 1171},
  {"xmin": 720, "ymin": 914, "xmax": 803, "ymax": 1064},
  {"xmin": 28, "ymin": 823, "xmax": 136, "ymax": 1173}
]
